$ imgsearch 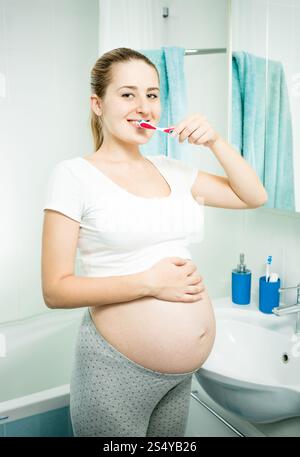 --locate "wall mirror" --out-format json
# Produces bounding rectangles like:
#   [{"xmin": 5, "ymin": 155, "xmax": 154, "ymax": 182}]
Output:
[{"xmin": 230, "ymin": 0, "xmax": 300, "ymax": 212}]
